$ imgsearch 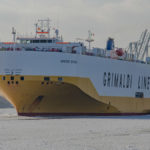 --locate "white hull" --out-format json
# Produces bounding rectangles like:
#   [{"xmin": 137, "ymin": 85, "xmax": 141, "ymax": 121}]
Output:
[{"xmin": 0, "ymin": 51, "xmax": 150, "ymax": 98}]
